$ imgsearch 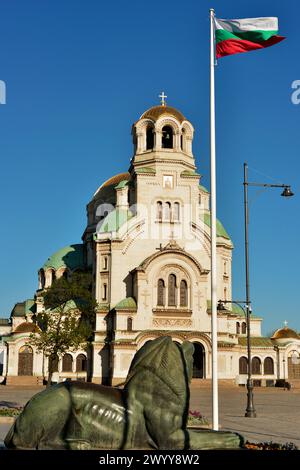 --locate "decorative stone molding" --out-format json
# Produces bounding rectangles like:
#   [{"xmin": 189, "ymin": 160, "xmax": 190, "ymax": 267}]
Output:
[
  {"xmin": 152, "ymin": 308, "xmax": 192, "ymax": 317},
  {"xmin": 152, "ymin": 318, "xmax": 192, "ymax": 328}
]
